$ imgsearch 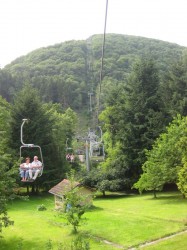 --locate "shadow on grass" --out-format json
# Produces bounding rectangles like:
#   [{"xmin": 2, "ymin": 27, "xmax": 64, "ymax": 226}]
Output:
[
  {"xmin": 95, "ymin": 192, "xmax": 137, "ymax": 200},
  {"xmin": 87, "ymin": 205, "xmax": 104, "ymax": 212},
  {"xmin": 145, "ymin": 192, "xmax": 187, "ymax": 204},
  {"xmin": 0, "ymin": 236, "xmax": 41, "ymax": 250}
]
